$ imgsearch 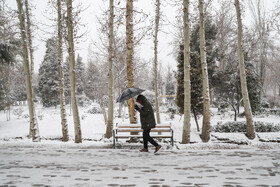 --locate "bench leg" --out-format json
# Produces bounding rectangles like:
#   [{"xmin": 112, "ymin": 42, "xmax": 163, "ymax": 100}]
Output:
[
  {"xmin": 113, "ymin": 131, "xmax": 116, "ymax": 149},
  {"xmin": 171, "ymin": 130, "xmax": 174, "ymax": 146}
]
